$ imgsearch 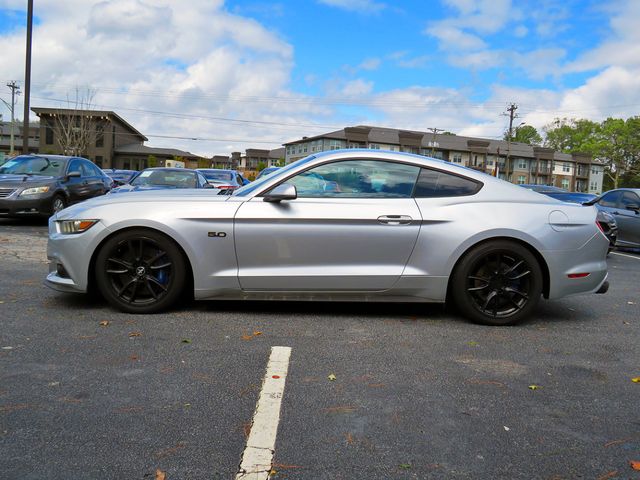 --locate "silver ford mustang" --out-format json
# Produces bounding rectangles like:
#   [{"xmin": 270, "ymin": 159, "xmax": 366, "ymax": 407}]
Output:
[{"xmin": 45, "ymin": 150, "xmax": 609, "ymax": 325}]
